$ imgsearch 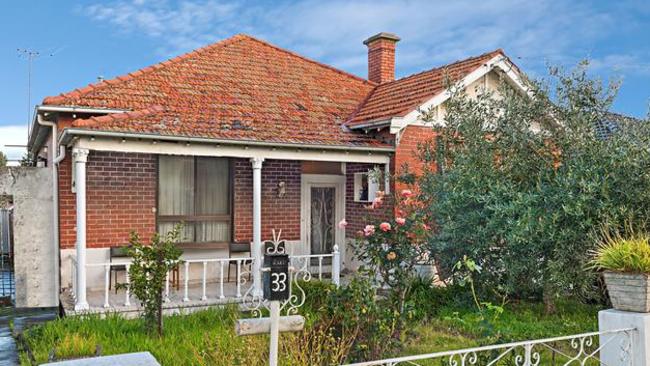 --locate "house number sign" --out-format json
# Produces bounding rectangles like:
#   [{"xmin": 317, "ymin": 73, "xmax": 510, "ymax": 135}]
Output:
[
  {"xmin": 237, "ymin": 230, "xmax": 305, "ymax": 366},
  {"xmin": 263, "ymin": 253, "xmax": 290, "ymax": 301}
]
